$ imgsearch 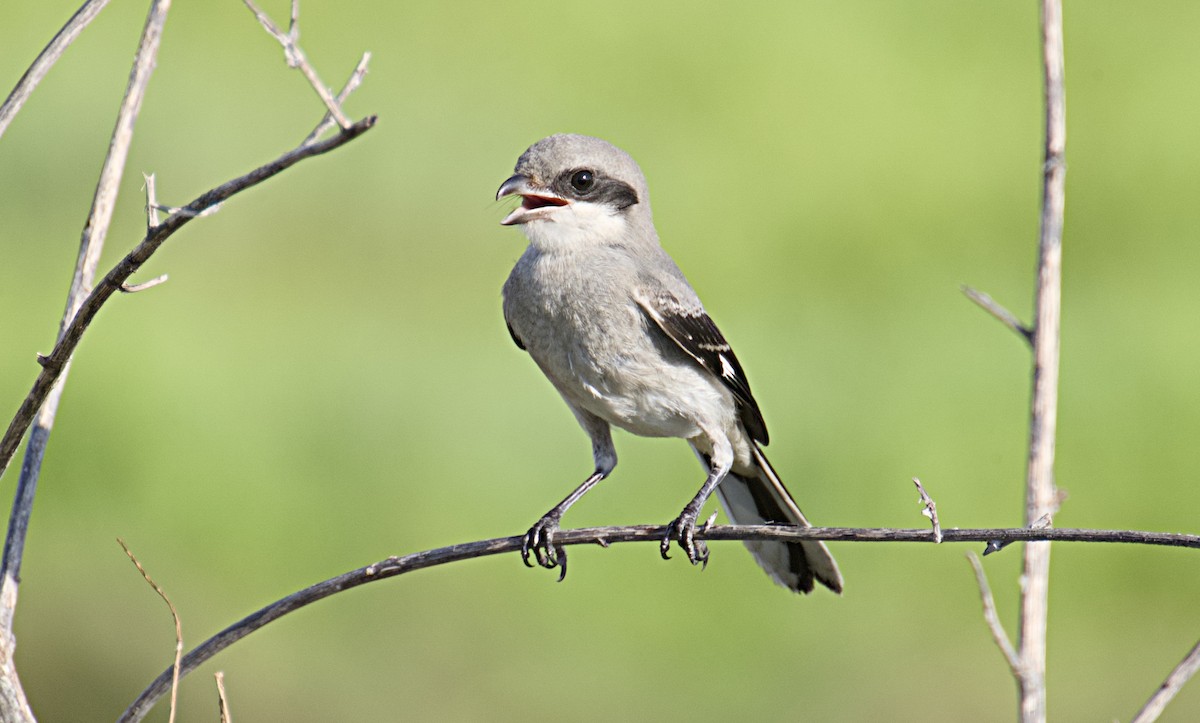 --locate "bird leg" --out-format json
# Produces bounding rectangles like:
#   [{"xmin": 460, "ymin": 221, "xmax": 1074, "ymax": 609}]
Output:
[
  {"xmin": 522, "ymin": 468, "xmax": 606, "ymax": 581},
  {"xmin": 661, "ymin": 467, "xmax": 725, "ymax": 568}
]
